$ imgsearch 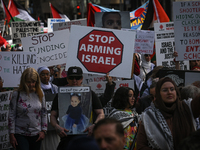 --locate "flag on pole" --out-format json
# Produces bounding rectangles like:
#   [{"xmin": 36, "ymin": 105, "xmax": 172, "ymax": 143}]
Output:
[
  {"xmin": 153, "ymin": 0, "xmax": 170, "ymax": 23},
  {"xmin": 130, "ymin": 0, "xmax": 149, "ymax": 30},
  {"xmin": 8, "ymin": 0, "xmax": 35, "ymax": 23},
  {"xmin": 1, "ymin": 0, "xmax": 14, "ymax": 23},
  {"xmin": 49, "ymin": 3, "xmax": 70, "ymax": 20},
  {"xmin": 141, "ymin": 0, "xmax": 170, "ymax": 30},
  {"xmin": 87, "ymin": 0, "xmax": 169, "ymax": 30},
  {"xmin": 87, "ymin": 3, "xmax": 119, "ymax": 27}
]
